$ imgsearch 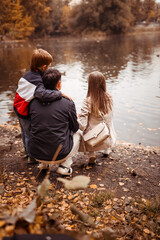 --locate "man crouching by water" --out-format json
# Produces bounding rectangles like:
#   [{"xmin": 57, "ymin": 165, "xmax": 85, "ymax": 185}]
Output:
[{"xmin": 28, "ymin": 68, "xmax": 80, "ymax": 175}]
